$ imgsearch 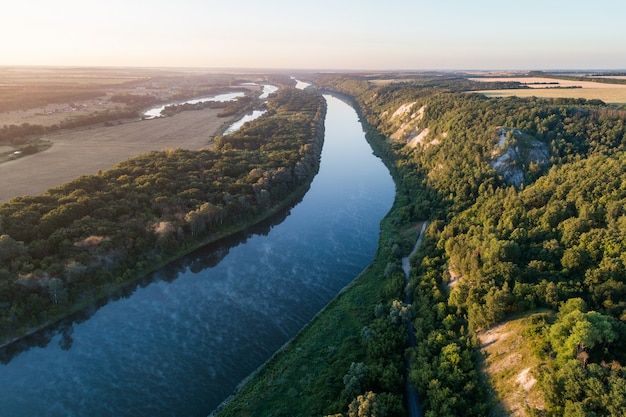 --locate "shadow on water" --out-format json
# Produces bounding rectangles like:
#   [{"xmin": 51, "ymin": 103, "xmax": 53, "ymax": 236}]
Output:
[{"xmin": 0, "ymin": 191, "xmax": 305, "ymax": 365}]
